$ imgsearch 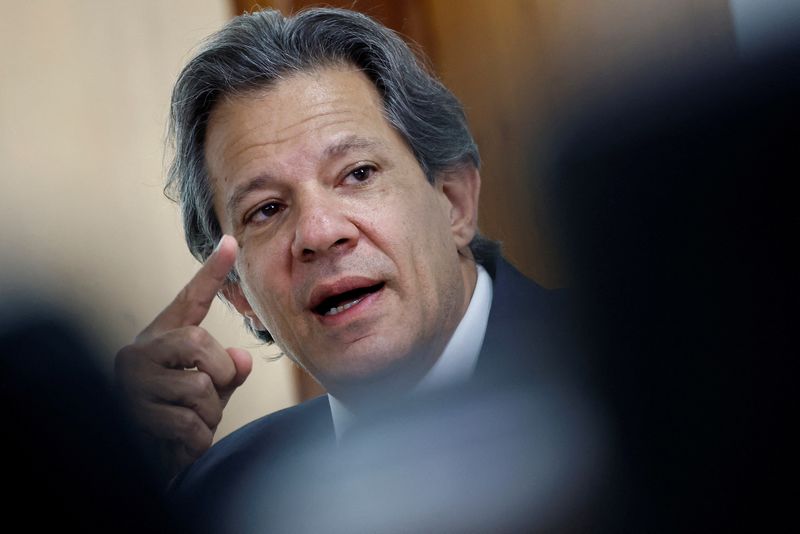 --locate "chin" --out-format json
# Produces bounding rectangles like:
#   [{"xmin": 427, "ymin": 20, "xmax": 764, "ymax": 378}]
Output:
[{"xmin": 318, "ymin": 340, "xmax": 434, "ymax": 399}]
